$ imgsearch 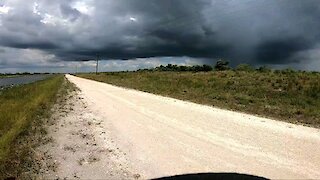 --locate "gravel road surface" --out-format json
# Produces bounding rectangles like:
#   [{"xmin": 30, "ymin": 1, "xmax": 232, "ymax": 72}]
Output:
[{"xmin": 66, "ymin": 74, "xmax": 320, "ymax": 179}]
